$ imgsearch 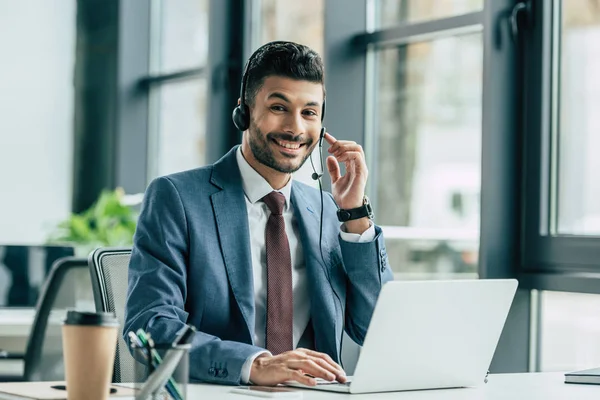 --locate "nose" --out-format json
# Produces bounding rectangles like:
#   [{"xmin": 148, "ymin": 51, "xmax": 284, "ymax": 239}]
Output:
[{"xmin": 282, "ymin": 111, "xmax": 305, "ymax": 136}]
